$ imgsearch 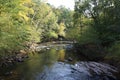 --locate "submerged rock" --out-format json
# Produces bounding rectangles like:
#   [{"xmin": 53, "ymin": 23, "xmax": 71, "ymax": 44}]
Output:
[
  {"xmin": 4, "ymin": 71, "xmax": 13, "ymax": 76},
  {"xmin": 68, "ymin": 57, "xmax": 73, "ymax": 61}
]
